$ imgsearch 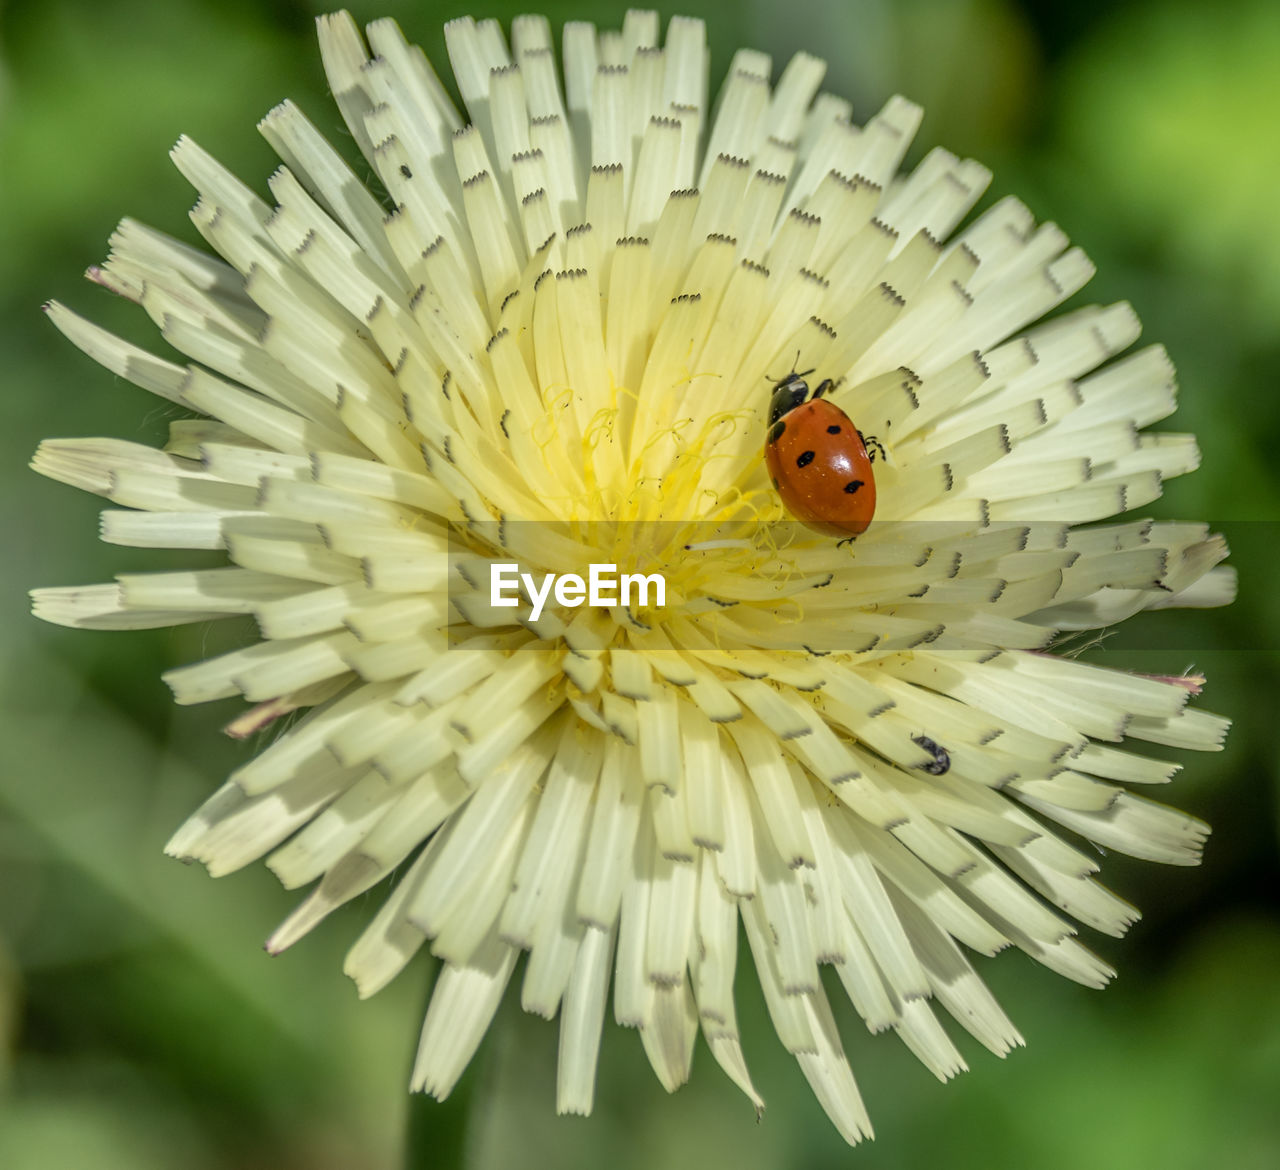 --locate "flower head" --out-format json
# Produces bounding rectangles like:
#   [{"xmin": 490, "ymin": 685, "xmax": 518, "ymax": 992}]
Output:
[{"xmin": 31, "ymin": 9, "xmax": 1233, "ymax": 1144}]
